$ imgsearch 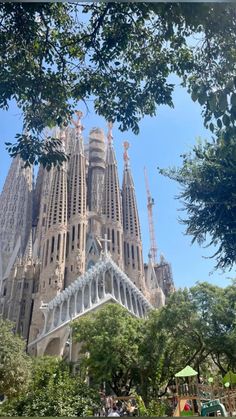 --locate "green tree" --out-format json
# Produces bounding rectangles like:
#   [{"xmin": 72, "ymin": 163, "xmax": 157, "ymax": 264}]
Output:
[
  {"xmin": 139, "ymin": 288, "xmax": 207, "ymax": 403},
  {"xmin": 1, "ymin": 3, "xmax": 236, "ymax": 166},
  {"xmin": 159, "ymin": 137, "xmax": 236, "ymax": 270},
  {"xmin": 191, "ymin": 281, "xmax": 236, "ymax": 374},
  {"xmin": 0, "ymin": 356, "xmax": 101, "ymax": 416},
  {"xmin": 141, "ymin": 282, "xmax": 236, "ymax": 401},
  {"xmin": 72, "ymin": 289, "xmax": 236, "ymax": 402},
  {"xmin": 73, "ymin": 303, "xmax": 142, "ymax": 396},
  {"xmin": 0, "ymin": 319, "xmax": 31, "ymax": 399}
]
